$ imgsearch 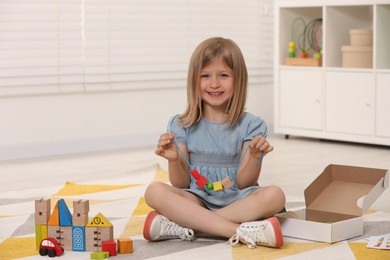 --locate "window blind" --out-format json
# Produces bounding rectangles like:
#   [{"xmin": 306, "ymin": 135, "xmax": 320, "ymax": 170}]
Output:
[{"xmin": 0, "ymin": 0, "xmax": 274, "ymax": 97}]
